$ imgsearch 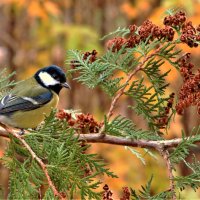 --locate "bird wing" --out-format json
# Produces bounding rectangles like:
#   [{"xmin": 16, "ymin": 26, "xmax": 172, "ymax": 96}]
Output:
[{"xmin": 0, "ymin": 90, "xmax": 53, "ymax": 115}]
